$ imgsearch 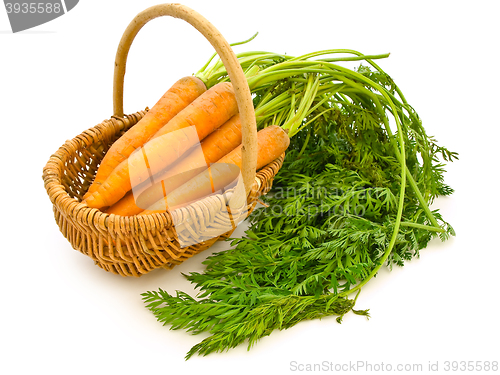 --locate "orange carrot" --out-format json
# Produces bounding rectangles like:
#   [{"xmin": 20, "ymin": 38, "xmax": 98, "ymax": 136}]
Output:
[
  {"xmin": 105, "ymin": 114, "xmax": 243, "ymax": 216},
  {"xmin": 84, "ymin": 83, "xmax": 239, "ymax": 209},
  {"xmin": 140, "ymin": 125, "xmax": 290, "ymax": 215},
  {"xmin": 150, "ymin": 81, "xmax": 238, "ymax": 141},
  {"xmin": 84, "ymin": 76, "xmax": 206, "ymax": 198},
  {"xmin": 103, "ymin": 191, "xmax": 136, "ymax": 216},
  {"xmin": 84, "ymin": 126, "xmax": 200, "ymax": 209},
  {"xmin": 104, "ymin": 166, "xmax": 207, "ymax": 216}
]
